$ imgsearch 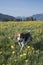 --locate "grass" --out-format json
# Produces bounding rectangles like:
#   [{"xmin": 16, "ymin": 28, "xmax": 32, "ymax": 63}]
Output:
[{"xmin": 0, "ymin": 21, "xmax": 43, "ymax": 65}]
